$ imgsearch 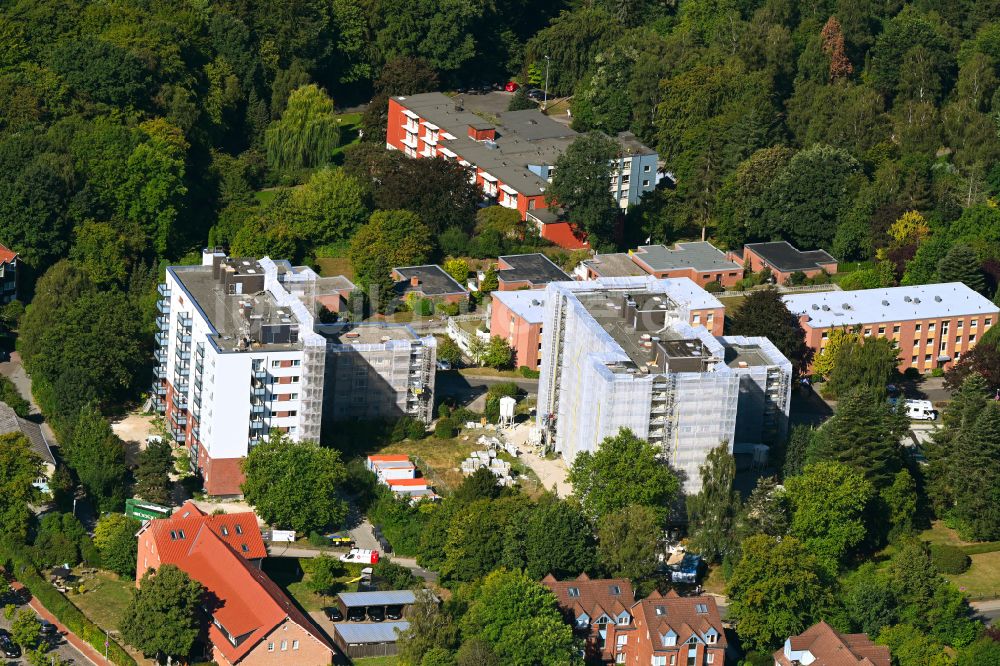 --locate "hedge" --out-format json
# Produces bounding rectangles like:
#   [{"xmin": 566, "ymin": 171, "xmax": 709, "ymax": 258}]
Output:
[
  {"xmin": 930, "ymin": 544, "xmax": 972, "ymax": 575},
  {"xmin": 0, "ymin": 540, "xmax": 136, "ymax": 666},
  {"xmin": 960, "ymin": 541, "xmax": 1000, "ymax": 556}
]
